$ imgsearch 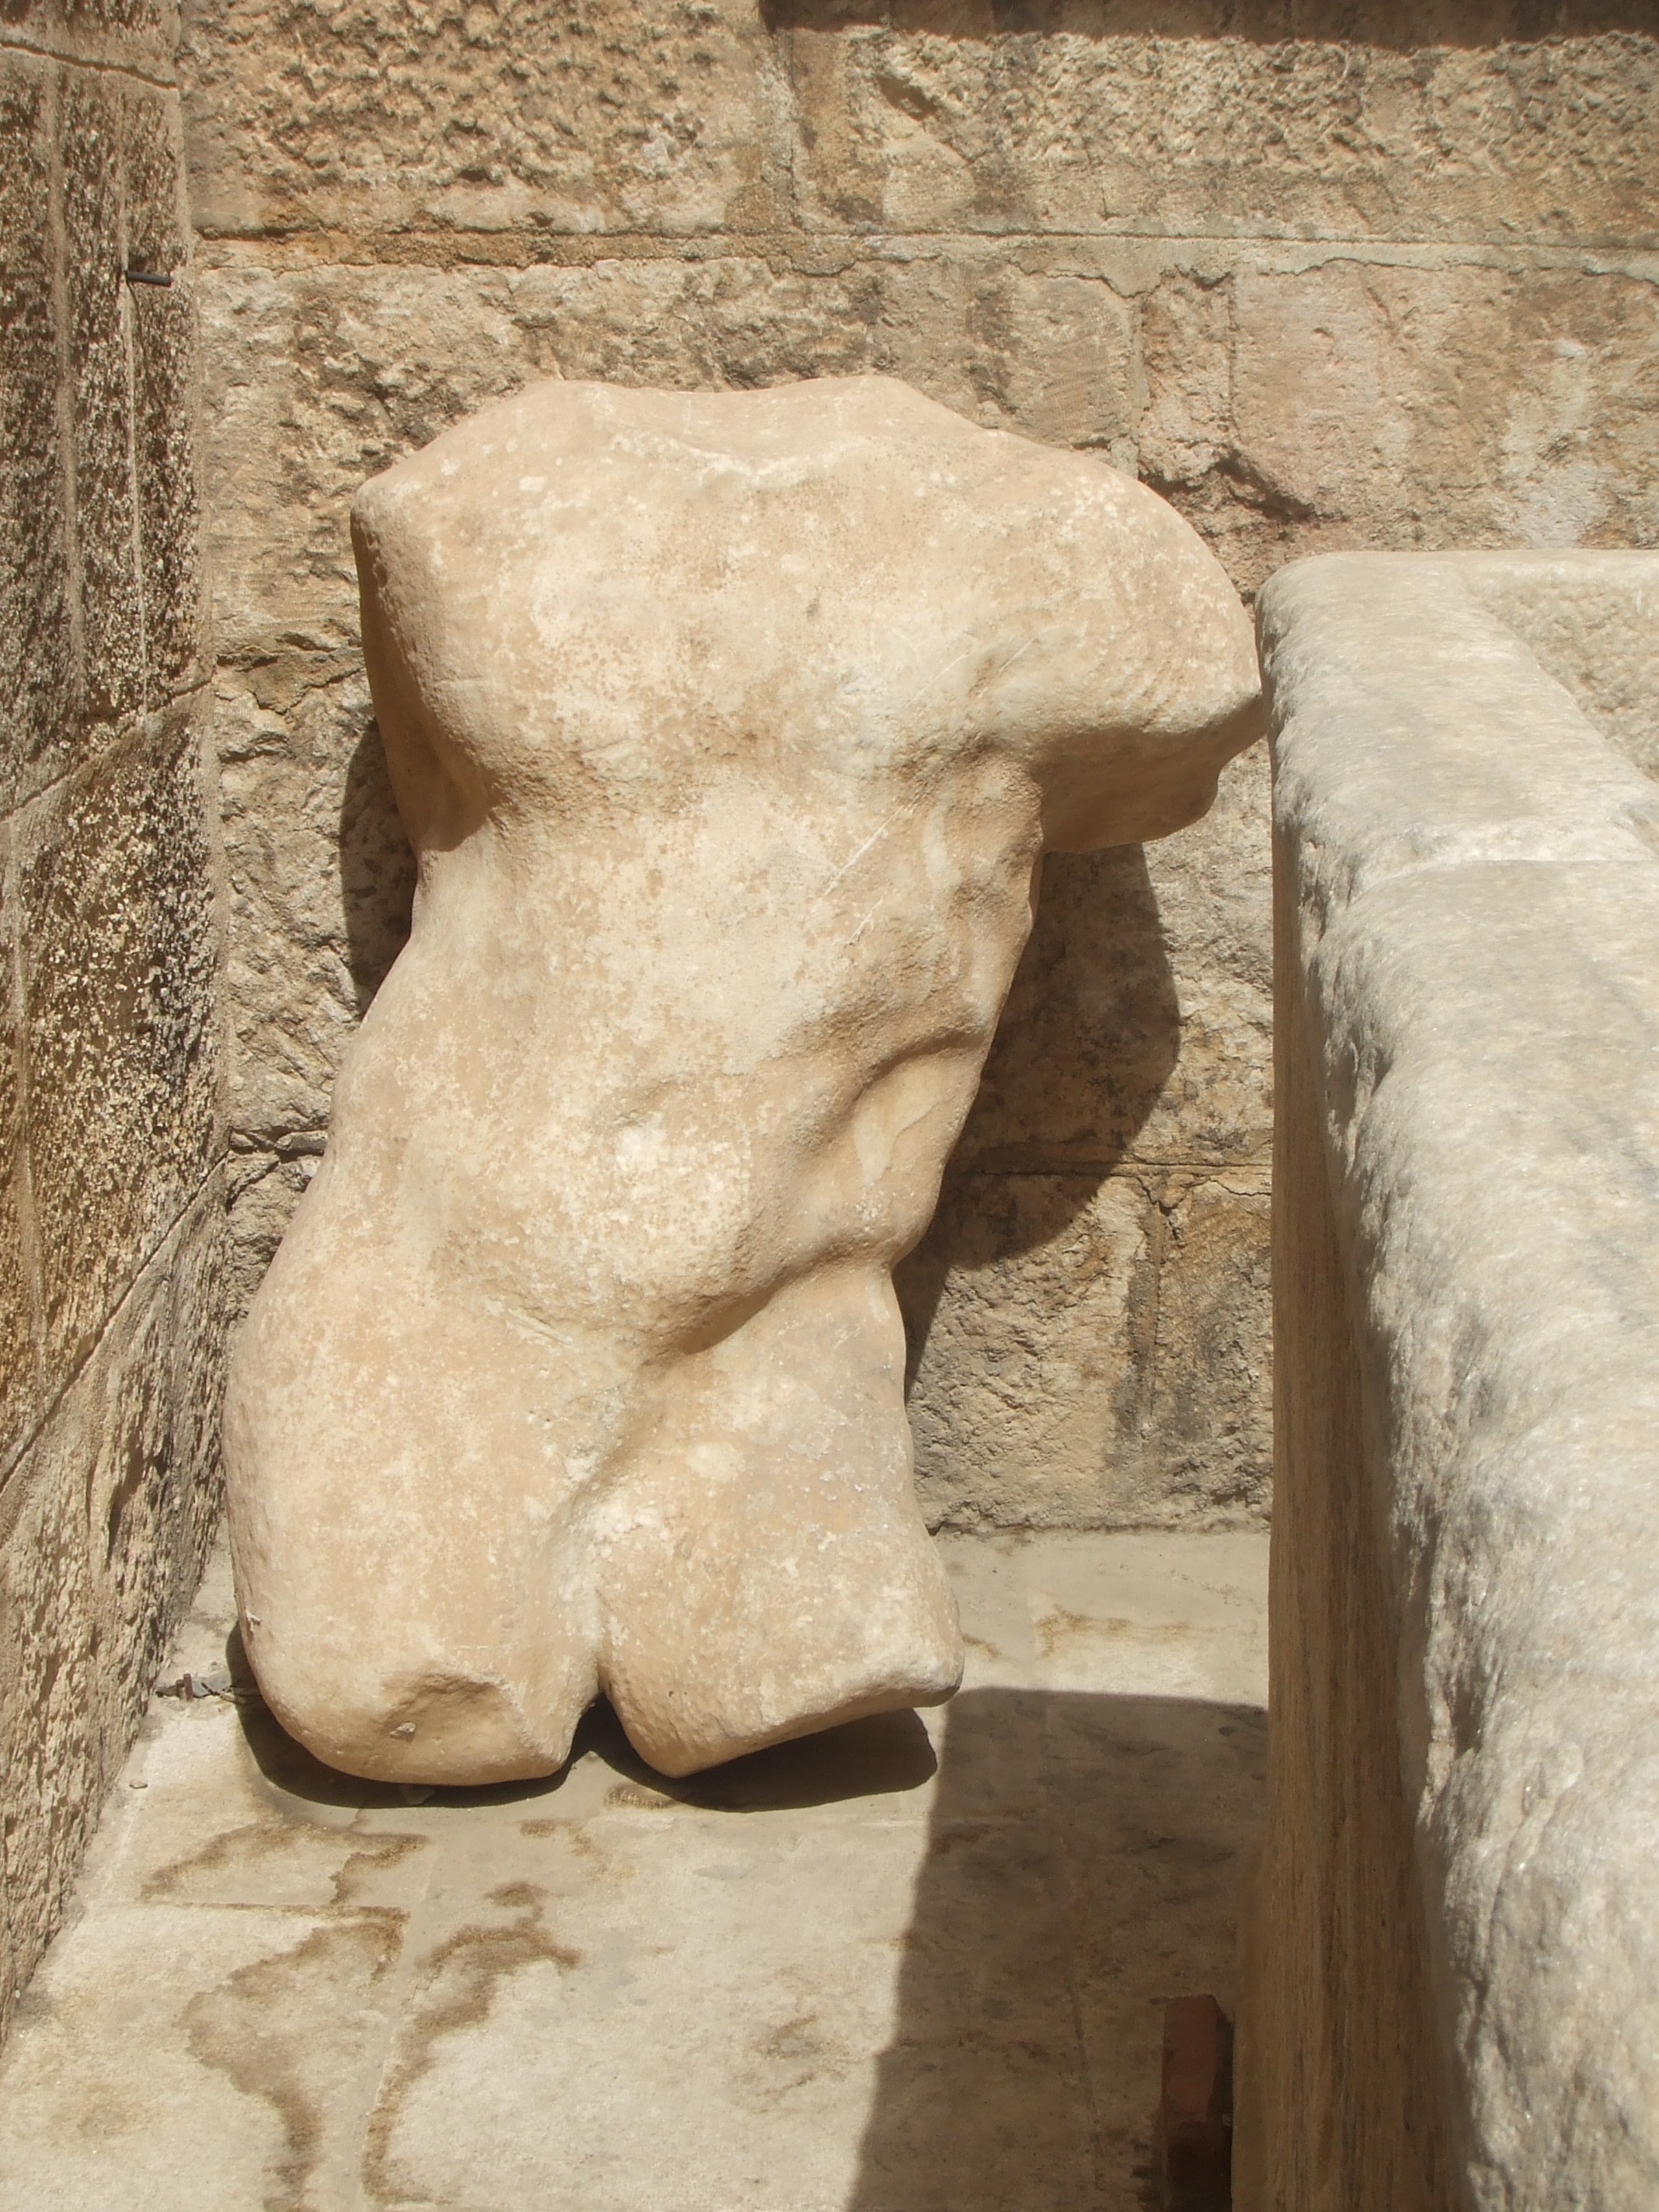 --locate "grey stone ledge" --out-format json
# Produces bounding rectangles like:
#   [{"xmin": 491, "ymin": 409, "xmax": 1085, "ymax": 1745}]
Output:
[{"xmin": 1249, "ymin": 546, "xmax": 1659, "ymax": 2211}]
